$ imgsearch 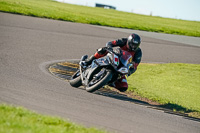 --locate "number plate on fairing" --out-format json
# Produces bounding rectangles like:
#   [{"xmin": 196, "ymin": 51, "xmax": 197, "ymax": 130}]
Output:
[{"xmin": 113, "ymin": 54, "xmax": 119, "ymax": 66}]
